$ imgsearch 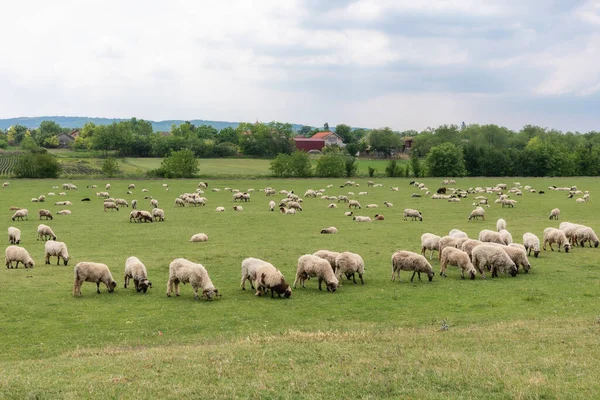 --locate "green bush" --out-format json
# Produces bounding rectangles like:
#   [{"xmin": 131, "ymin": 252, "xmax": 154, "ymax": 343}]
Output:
[
  {"xmin": 148, "ymin": 149, "xmax": 199, "ymax": 178},
  {"xmin": 270, "ymin": 151, "xmax": 312, "ymax": 177},
  {"xmin": 385, "ymin": 160, "xmax": 403, "ymax": 177},
  {"xmin": 315, "ymin": 153, "xmax": 345, "ymax": 177},
  {"xmin": 368, "ymin": 166, "xmax": 376, "ymax": 177},
  {"xmin": 101, "ymin": 157, "xmax": 121, "ymax": 177},
  {"xmin": 14, "ymin": 153, "xmax": 61, "ymax": 178}
]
